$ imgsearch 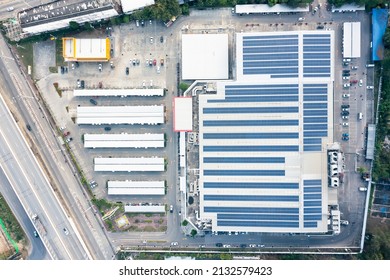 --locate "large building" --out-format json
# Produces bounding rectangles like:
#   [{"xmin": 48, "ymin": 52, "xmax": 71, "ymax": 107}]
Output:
[
  {"xmin": 63, "ymin": 38, "xmax": 111, "ymax": 62},
  {"xmin": 120, "ymin": 0, "xmax": 155, "ymax": 14},
  {"xmin": 18, "ymin": 0, "xmax": 118, "ymax": 35},
  {"xmin": 198, "ymin": 31, "xmax": 334, "ymax": 233},
  {"xmin": 343, "ymin": 22, "xmax": 361, "ymax": 58}
]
